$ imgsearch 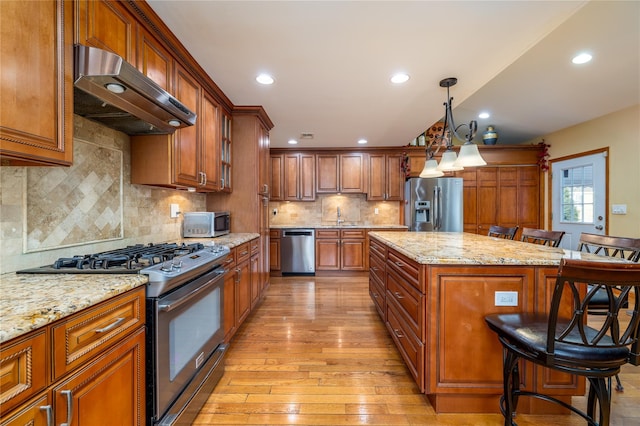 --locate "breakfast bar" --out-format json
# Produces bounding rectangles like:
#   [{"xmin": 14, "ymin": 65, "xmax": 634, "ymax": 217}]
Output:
[{"xmin": 367, "ymin": 231, "xmax": 619, "ymax": 414}]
